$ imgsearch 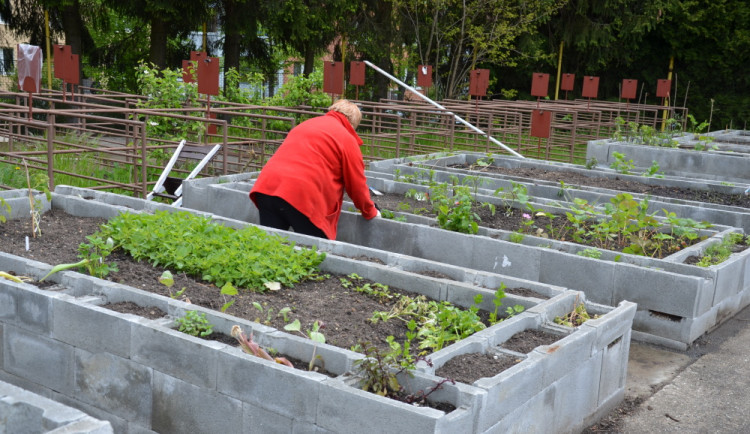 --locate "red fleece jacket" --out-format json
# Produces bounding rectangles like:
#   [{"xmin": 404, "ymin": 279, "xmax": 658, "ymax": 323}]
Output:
[{"xmin": 249, "ymin": 111, "xmax": 377, "ymax": 239}]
